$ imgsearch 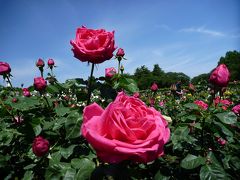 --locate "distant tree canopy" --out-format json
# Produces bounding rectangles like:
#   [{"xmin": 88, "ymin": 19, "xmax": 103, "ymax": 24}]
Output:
[
  {"xmin": 132, "ymin": 64, "xmax": 190, "ymax": 90},
  {"xmin": 218, "ymin": 50, "xmax": 240, "ymax": 81},
  {"xmin": 123, "ymin": 50, "xmax": 239, "ymax": 90}
]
